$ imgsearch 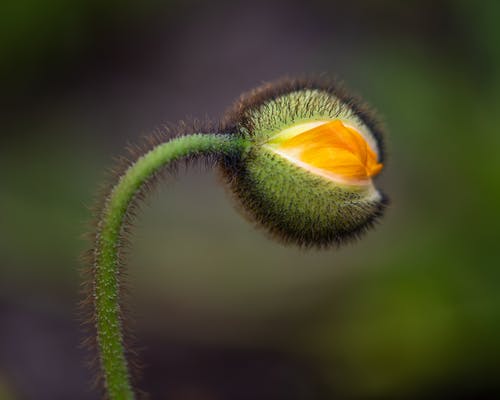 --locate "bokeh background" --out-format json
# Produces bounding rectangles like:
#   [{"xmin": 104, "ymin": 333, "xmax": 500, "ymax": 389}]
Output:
[{"xmin": 1, "ymin": 0, "xmax": 500, "ymax": 399}]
